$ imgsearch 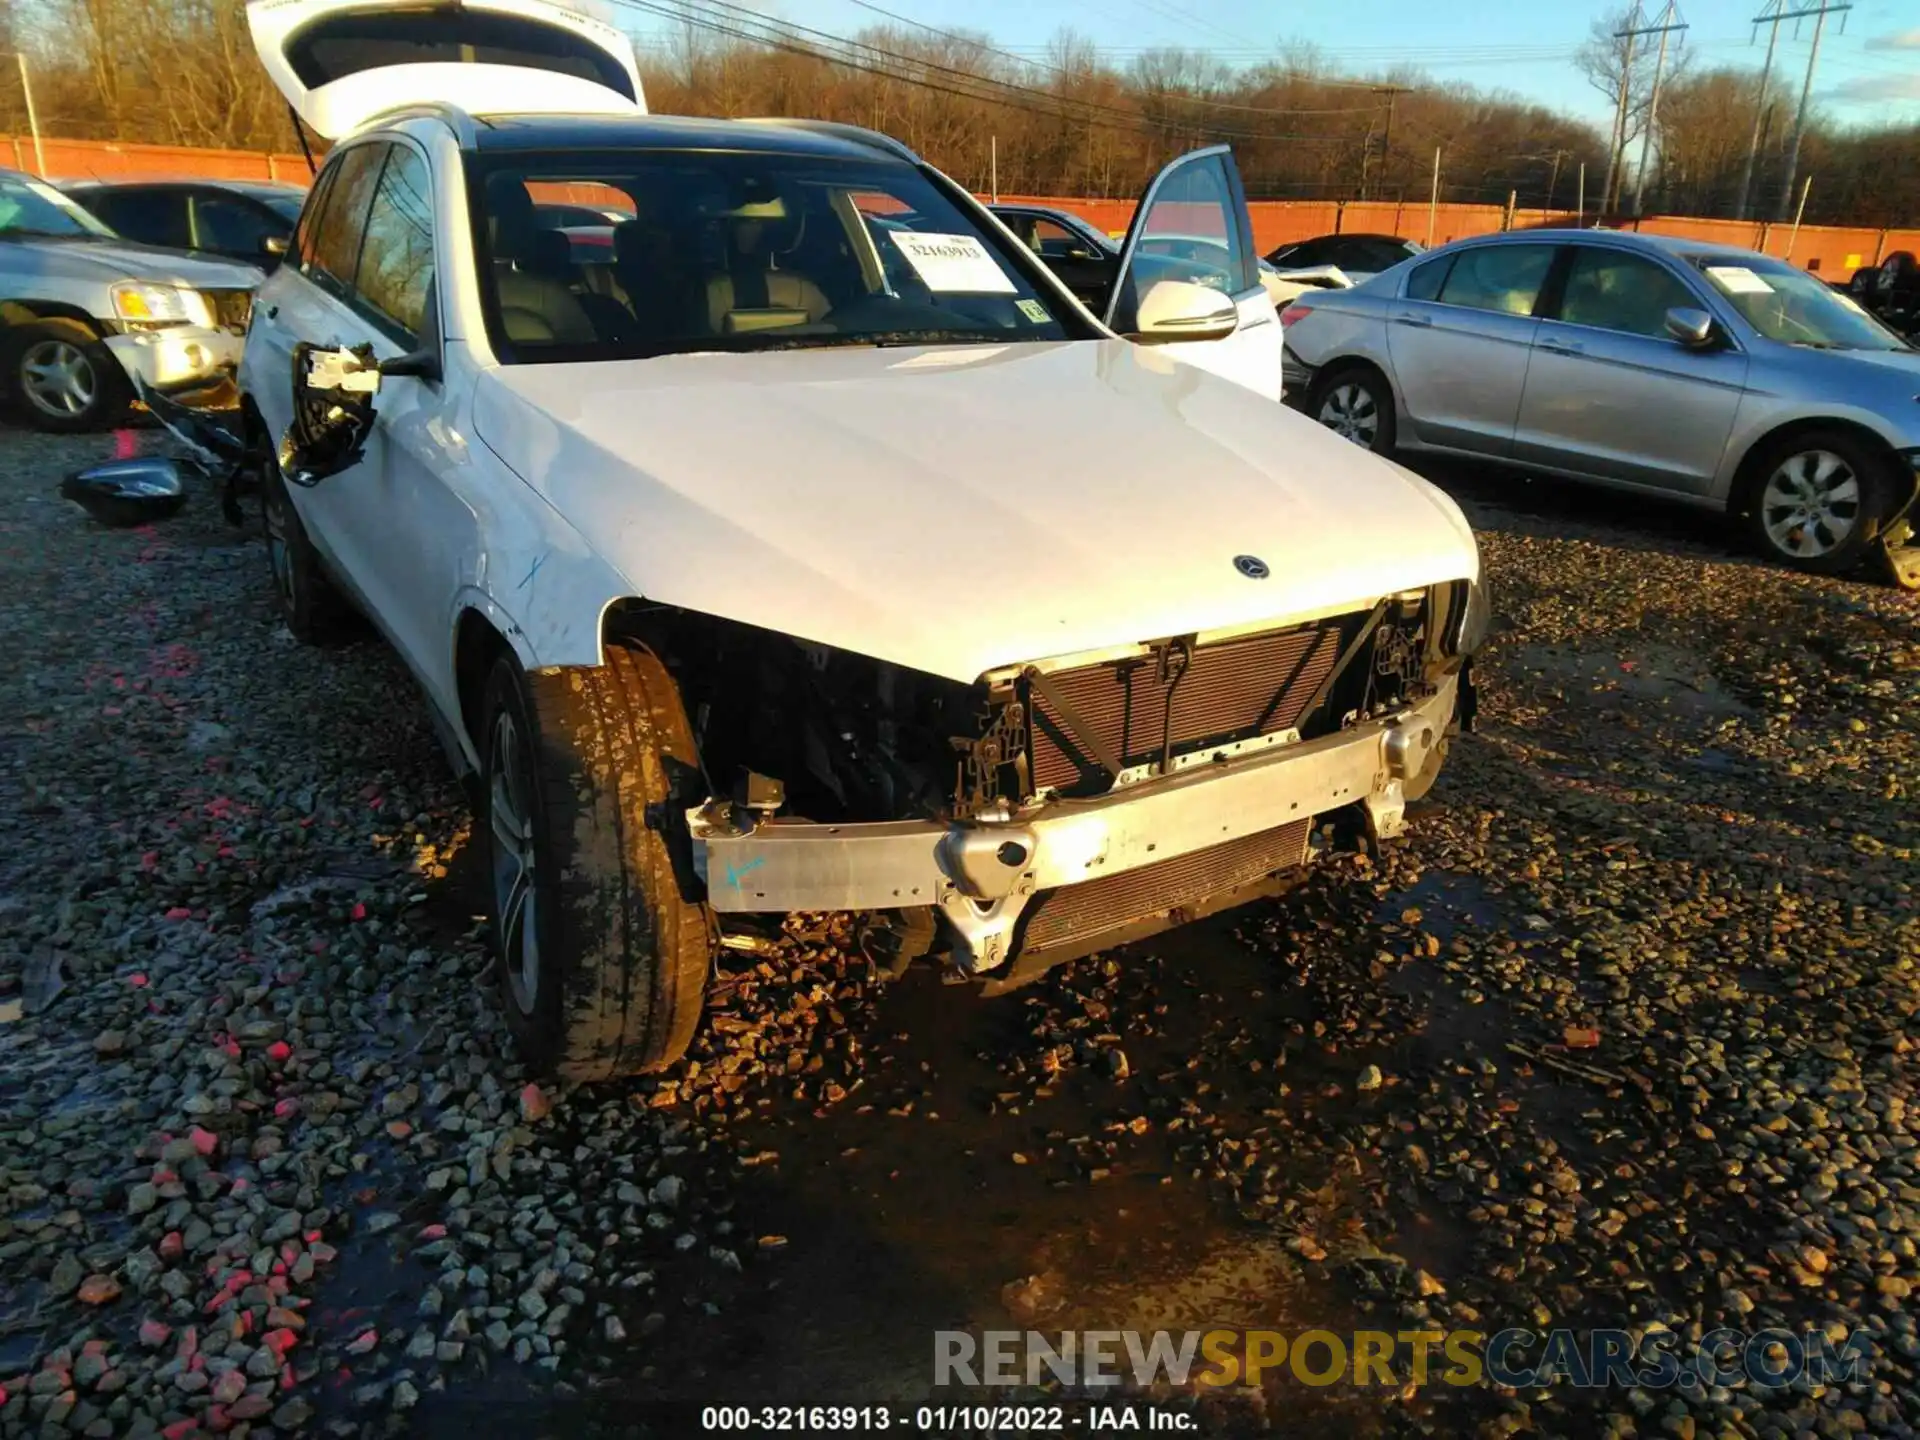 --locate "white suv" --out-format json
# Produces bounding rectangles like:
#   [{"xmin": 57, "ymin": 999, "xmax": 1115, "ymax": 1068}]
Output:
[{"xmin": 239, "ymin": 0, "xmax": 1485, "ymax": 1080}]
